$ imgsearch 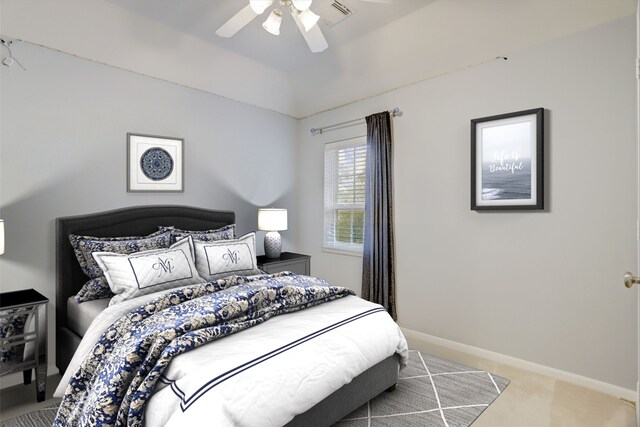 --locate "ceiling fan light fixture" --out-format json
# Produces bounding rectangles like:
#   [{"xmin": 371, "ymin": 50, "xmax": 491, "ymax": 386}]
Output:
[
  {"xmin": 298, "ymin": 8, "xmax": 320, "ymax": 32},
  {"xmin": 263, "ymin": 9, "xmax": 283, "ymax": 35},
  {"xmin": 250, "ymin": 0, "xmax": 274, "ymax": 14},
  {"xmin": 291, "ymin": 0, "xmax": 312, "ymax": 11}
]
